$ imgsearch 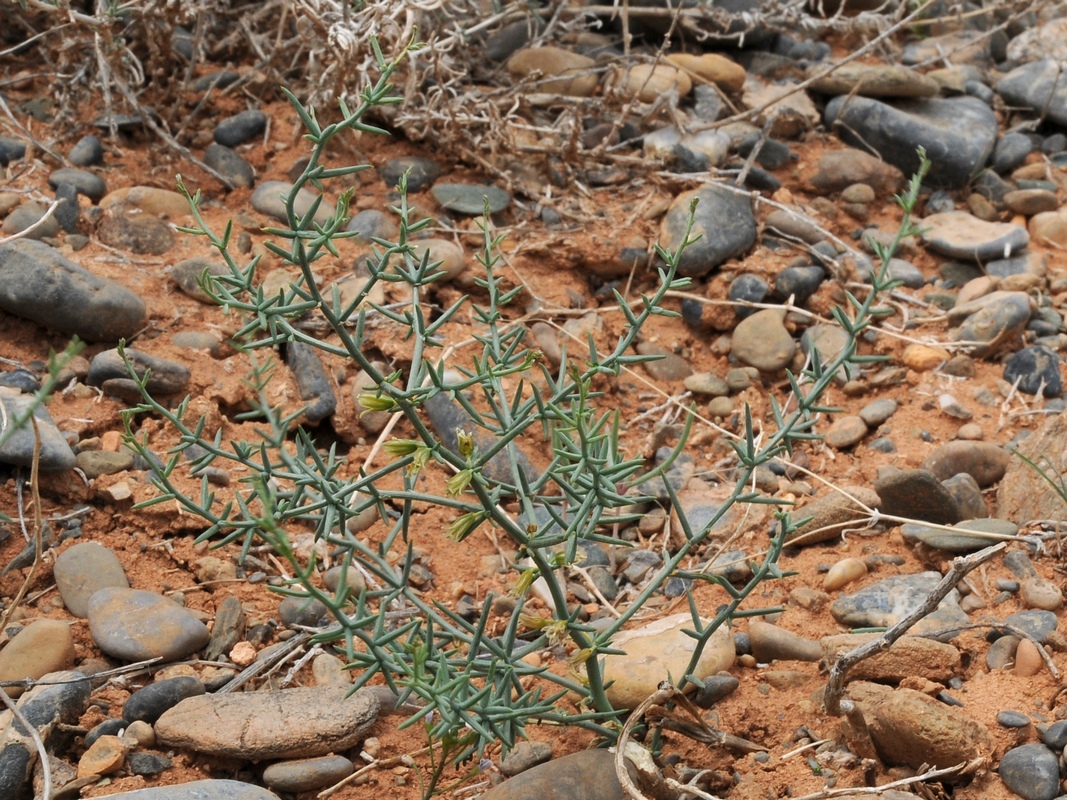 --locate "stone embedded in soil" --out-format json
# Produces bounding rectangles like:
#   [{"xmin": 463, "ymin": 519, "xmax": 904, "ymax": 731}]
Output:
[
  {"xmin": 154, "ymin": 687, "xmax": 379, "ymax": 759},
  {"xmin": 731, "ymin": 308, "xmax": 795, "ymax": 372},
  {"xmin": 0, "ymin": 395, "xmax": 76, "ymax": 471},
  {"xmin": 87, "ymin": 588, "xmax": 210, "ymax": 662},
  {"xmin": 665, "ymin": 52, "xmax": 746, "ymax": 92},
  {"xmin": 123, "ymin": 675, "xmax": 205, "ymax": 724},
  {"xmin": 636, "ymin": 342, "xmax": 692, "ymax": 381},
  {"xmin": 479, "ymin": 750, "xmax": 626, "ymax": 800},
  {"xmin": 748, "ymin": 621, "xmax": 821, "ymax": 662},
  {"xmin": 996, "ymin": 60, "xmax": 1067, "ymax": 129},
  {"xmin": 214, "ymin": 109, "xmax": 267, "ymax": 147},
  {"xmin": 808, "ymin": 148, "xmax": 904, "ymax": 195},
  {"xmin": 823, "ymin": 95, "xmax": 996, "ymax": 188},
  {"xmin": 921, "ymin": 211, "xmax": 1029, "ymax": 262},
  {"xmin": 597, "ymin": 613, "xmax": 735, "ymax": 709},
  {"xmin": 820, "ymin": 634, "xmax": 959, "ymax": 683},
  {"xmin": 846, "ymin": 681, "xmax": 992, "ymax": 769},
  {"xmin": 874, "ymin": 468, "xmax": 961, "ymax": 524},
  {"xmin": 168, "ymin": 257, "xmax": 230, "ymax": 303},
  {"xmin": 262, "ymin": 755, "xmax": 354, "ymax": 792},
  {"xmin": 830, "ymin": 572, "xmax": 968, "ymax": 634},
  {"xmin": 75, "ymin": 450, "xmax": 134, "ymax": 478},
  {"xmin": 657, "ymin": 183, "xmax": 757, "ymax": 277},
  {"xmin": 204, "ymin": 143, "xmax": 255, "ymax": 189},
  {"xmin": 69, "ymin": 134, "xmax": 103, "ymax": 167},
  {"xmin": 380, "ymin": 156, "xmax": 441, "ymax": 192},
  {"xmin": 999, "ymin": 743, "xmax": 1062, "ymax": 800},
  {"xmin": 205, "ymin": 595, "xmax": 245, "ymax": 662},
  {"xmin": 922, "ymin": 441, "xmax": 1010, "ymax": 487},
  {"xmin": 858, "ymin": 398, "xmax": 898, "ymax": 427},
  {"xmin": 87, "ymin": 347, "xmax": 190, "ymax": 396},
  {"xmin": 0, "ymin": 619, "xmax": 75, "ymax": 698},
  {"xmin": 997, "ymin": 411, "xmax": 1067, "ymax": 523},
  {"xmin": 0, "ymin": 239, "xmax": 147, "ymax": 342},
  {"xmin": 251, "ymin": 180, "xmax": 336, "ymax": 226},
  {"xmin": 432, "ymin": 182, "xmax": 511, "ymax": 215},
  {"xmin": 97, "ymin": 213, "xmax": 175, "ymax": 255},
  {"xmin": 785, "ymin": 486, "xmax": 881, "ymax": 547},
  {"xmin": 943, "ymin": 473, "xmax": 987, "ymax": 520},
  {"xmin": 951, "ymin": 290, "xmax": 1032, "ymax": 357},
  {"xmin": 904, "ymin": 518, "xmax": 1015, "ymax": 553},
  {"xmin": 100, "ymin": 186, "xmax": 192, "ymax": 218},
  {"xmin": 78, "ymin": 733, "xmax": 132, "ymax": 778},
  {"xmin": 1003, "ymin": 345, "xmax": 1062, "ymax": 397},
  {"xmin": 1030, "ymin": 207, "xmax": 1067, "ymax": 248},
  {"xmin": 88, "ymin": 780, "xmax": 281, "ymax": 800}
]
